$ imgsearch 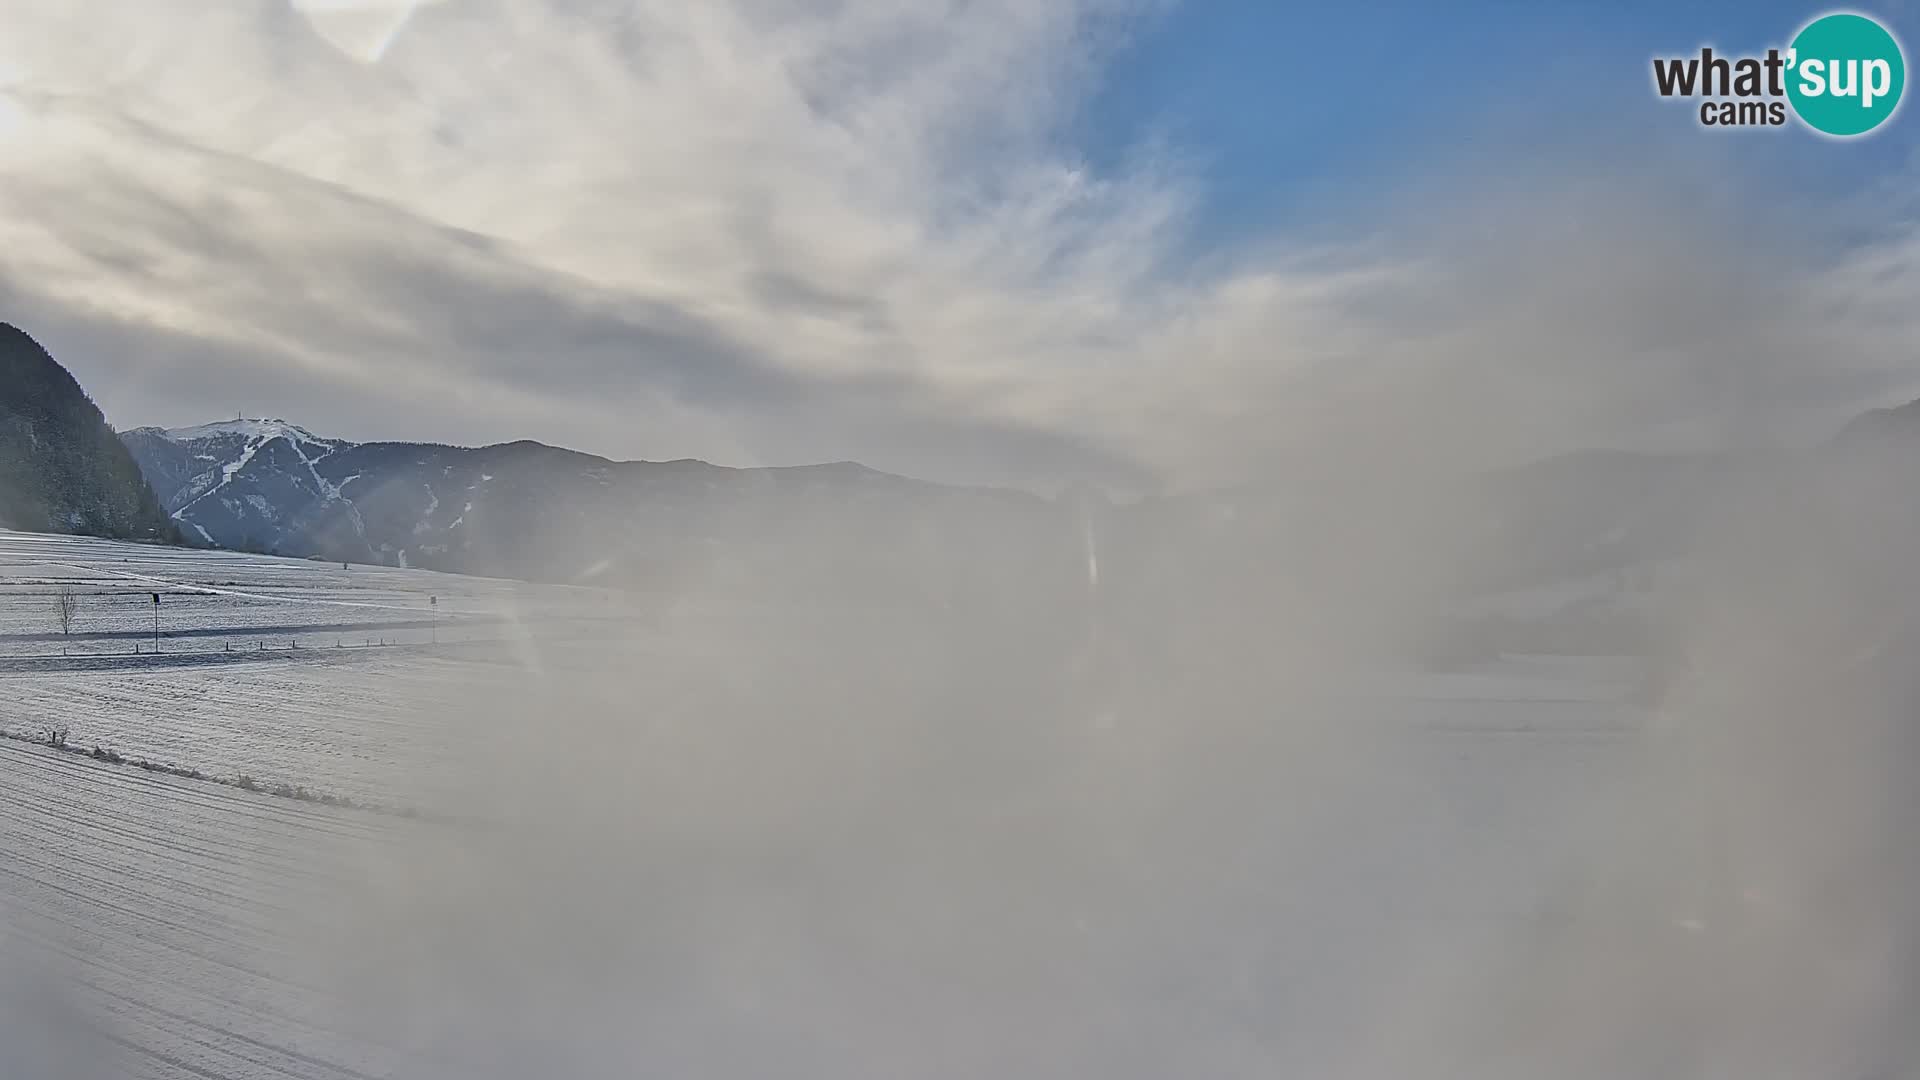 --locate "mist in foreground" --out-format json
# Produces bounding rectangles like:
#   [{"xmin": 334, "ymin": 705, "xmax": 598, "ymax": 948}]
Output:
[
  {"xmin": 8, "ymin": 1, "xmax": 1920, "ymax": 1076},
  {"xmin": 10, "ymin": 399, "xmax": 1920, "ymax": 1077}
]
